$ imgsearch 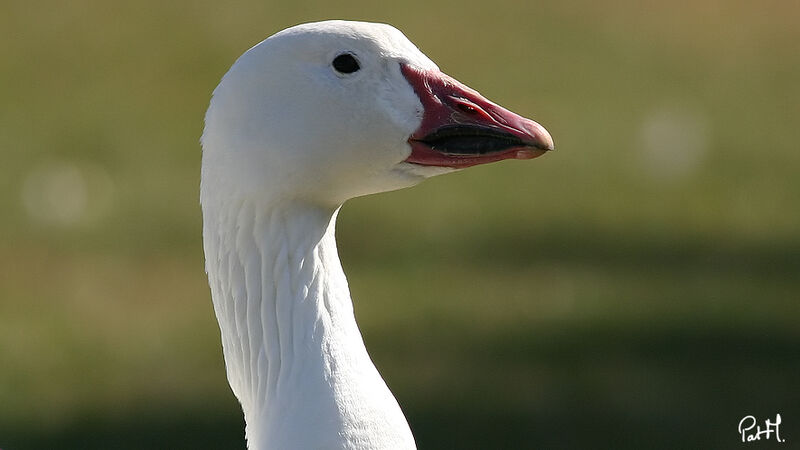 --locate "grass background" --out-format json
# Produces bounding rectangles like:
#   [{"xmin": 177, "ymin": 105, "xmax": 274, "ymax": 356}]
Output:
[{"xmin": 1, "ymin": 0, "xmax": 798, "ymax": 448}]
